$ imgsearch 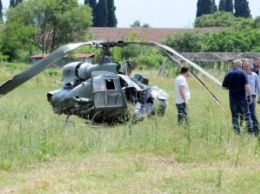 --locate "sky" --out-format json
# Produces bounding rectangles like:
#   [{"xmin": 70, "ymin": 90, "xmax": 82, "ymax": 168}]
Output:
[{"xmin": 2, "ymin": 0, "xmax": 260, "ymax": 28}]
